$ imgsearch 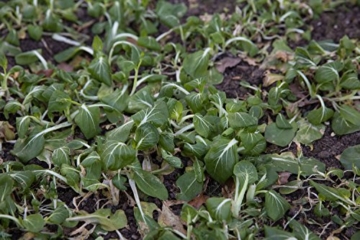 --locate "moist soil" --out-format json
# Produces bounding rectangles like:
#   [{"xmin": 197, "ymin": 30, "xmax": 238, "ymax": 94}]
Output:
[{"xmin": 2, "ymin": 2, "xmax": 360, "ymax": 240}]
